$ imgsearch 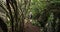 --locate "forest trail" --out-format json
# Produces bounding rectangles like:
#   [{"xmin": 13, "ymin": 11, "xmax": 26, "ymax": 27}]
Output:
[{"xmin": 24, "ymin": 19, "xmax": 40, "ymax": 32}]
